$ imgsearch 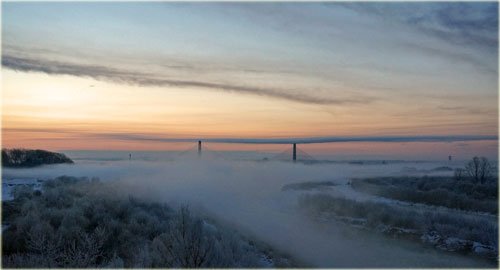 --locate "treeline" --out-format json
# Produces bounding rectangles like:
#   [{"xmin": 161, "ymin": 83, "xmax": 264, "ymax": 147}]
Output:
[
  {"xmin": 351, "ymin": 176, "xmax": 498, "ymax": 214},
  {"xmin": 2, "ymin": 149, "xmax": 73, "ymax": 168},
  {"xmin": 351, "ymin": 157, "xmax": 498, "ymax": 214},
  {"xmin": 2, "ymin": 176, "xmax": 293, "ymax": 268}
]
